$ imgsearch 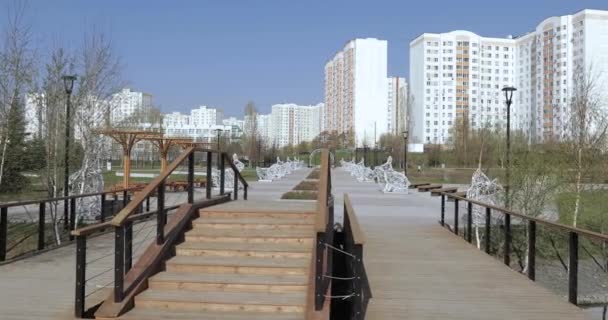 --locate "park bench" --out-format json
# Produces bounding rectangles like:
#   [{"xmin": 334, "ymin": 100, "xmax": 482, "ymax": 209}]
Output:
[
  {"xmin": 430, "ymin": 187, "xmax": 458, "ymax": 197},
  {"xmin": 418, "ymin": 184, "xmax": 443, "ymax": 192},
  {"xmin": 409, "ymin": 182, "xmax": 430, "ymax": 189}
]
